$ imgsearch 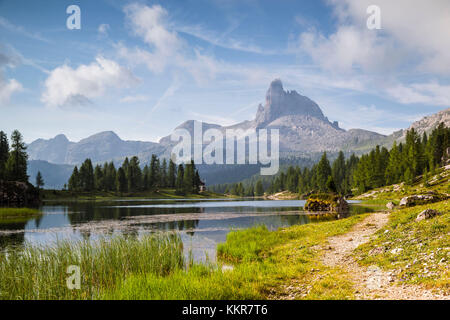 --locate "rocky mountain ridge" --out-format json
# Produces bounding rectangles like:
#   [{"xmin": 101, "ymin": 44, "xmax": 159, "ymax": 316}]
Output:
[{"xmin": 27, "ymin": 80, "xmax": 449, "ymax": 167}]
